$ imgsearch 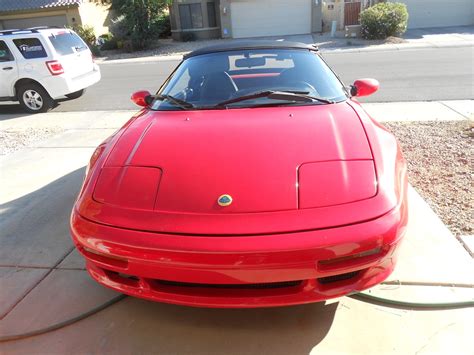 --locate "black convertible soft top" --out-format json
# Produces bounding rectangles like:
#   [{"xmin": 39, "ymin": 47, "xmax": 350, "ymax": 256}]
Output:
[{"xmin": 184, "ymin": 41, "xmax": 318, "ymax": 59}]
